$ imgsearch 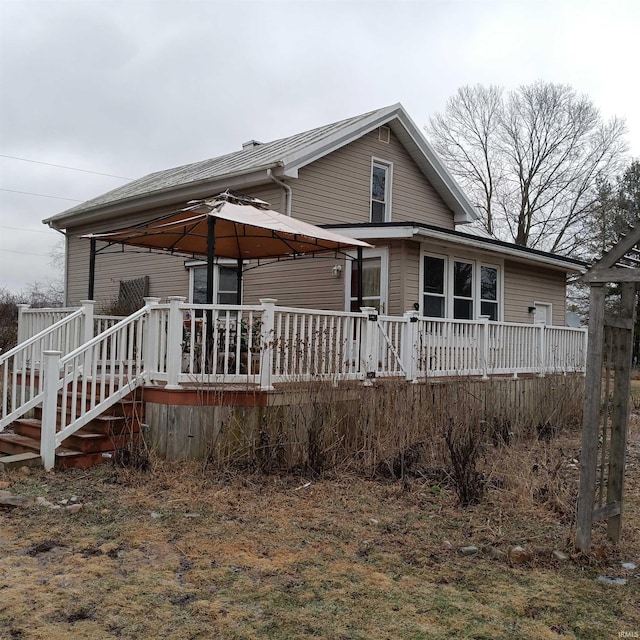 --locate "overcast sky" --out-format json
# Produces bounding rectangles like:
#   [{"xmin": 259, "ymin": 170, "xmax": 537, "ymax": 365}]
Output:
[{"xmin": 1, "ymin": 0, "xmax": 638, "ymax": 295}]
